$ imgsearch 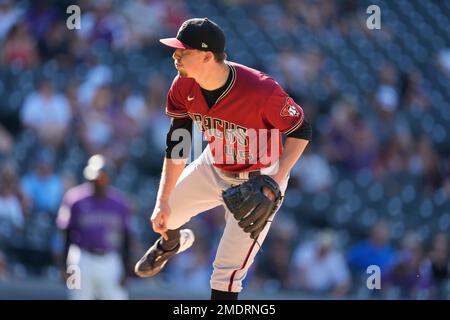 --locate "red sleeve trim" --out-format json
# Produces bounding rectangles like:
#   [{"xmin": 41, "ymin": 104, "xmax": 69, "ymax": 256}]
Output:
[{"xmin": 282, "ymin": 113, "xmax": 305, "ymax": 135}]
